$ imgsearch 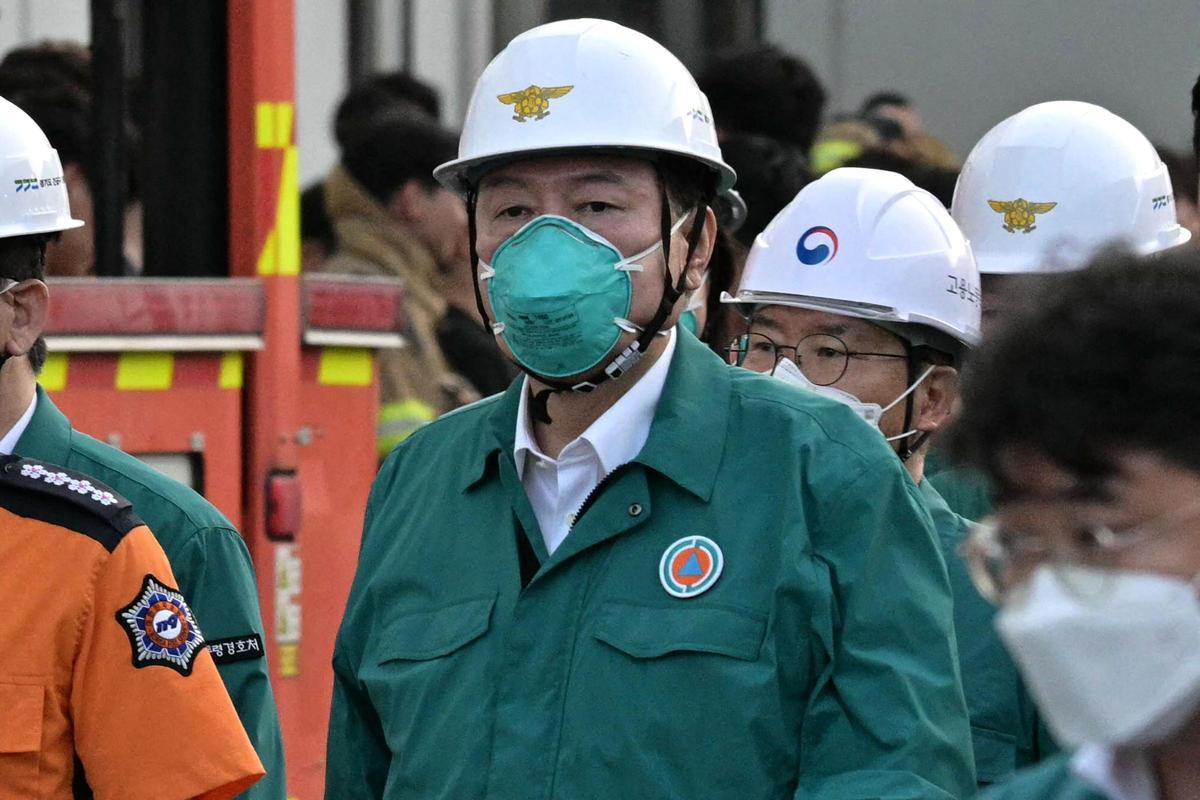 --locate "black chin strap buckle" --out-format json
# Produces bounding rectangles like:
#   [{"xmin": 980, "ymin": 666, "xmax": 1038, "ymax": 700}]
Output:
[{"xmin": 604, "ymin": 343, "xmax": 645, "ymax": 380}]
